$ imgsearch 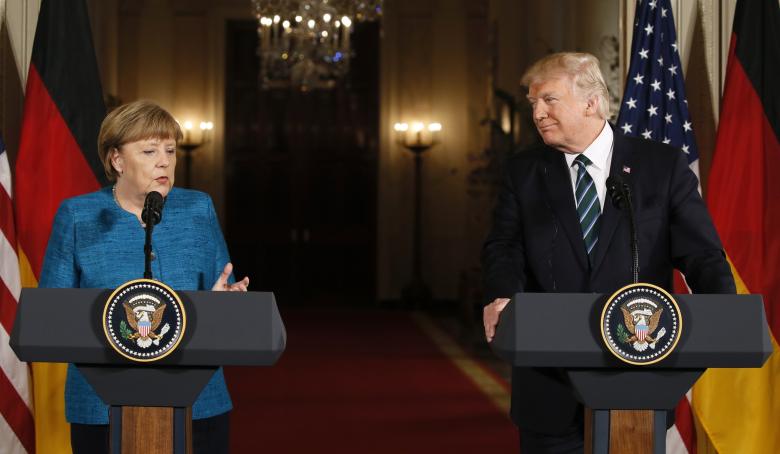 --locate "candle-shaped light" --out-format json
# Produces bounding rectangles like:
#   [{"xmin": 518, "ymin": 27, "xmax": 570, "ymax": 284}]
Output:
[
  {"xmin": 282, "ymin": 20, "xmax": 291, "ymax": 49},
  {"xmin": 411, "ymin": 121, "xmax": 425, "ymax": 146},
  {"xmin": 273, "ymin": 15, "xmax": 281, "ymax": 44},
  {"xmin": 261, "ymin": 17, "xmax": 273, "ymax": 50},
  {"xmin": 183, "ymin": 120, "xmax": 193, "ymax": 143},
  {"xmin": 200, "ymin": 121, "xmax": 214, "ymax": 142},
  {"xmin": 341, "ymin": 16, "xmax": 351, "ymax": 52},
  {"xmin": 428, "ymin": 122, "xmax": 442, "ymax": 146},
  {"xmin": 394, "ymin": 122, "xmax": 409, "ymax": 146}
]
